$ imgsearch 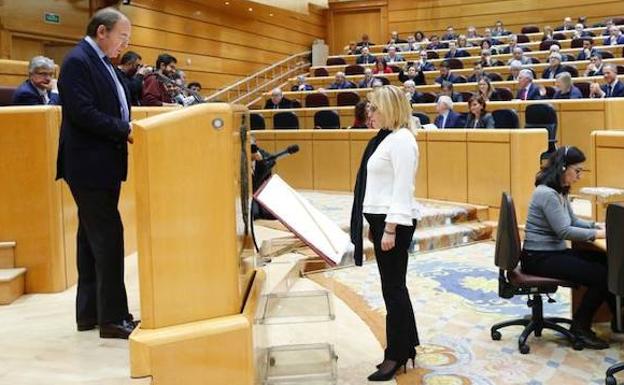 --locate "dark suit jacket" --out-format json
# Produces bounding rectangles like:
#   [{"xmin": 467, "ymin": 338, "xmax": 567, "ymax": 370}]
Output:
[
  {"xmin": 356, "ymin": 54, "xmax": 376, "ymax": 64},
  {"xmin": 602, "ymin": 81, "xmax": 624, "ymax": 98},
  {"xmin": 542, "ymin": 65, "xmax": 566, "ymax": 79},
  {"xmin": 553, "ymin": 86, "xmax": 584, "ymax": 99},
  {"xmin": 576, "ymin": 49, "xmax": 597, "ymax": 61},
  {"xmin": 264, "ymin": 98, "xmax": 294, "ymax": 109},
  {"xmin": 465, "ymin": 113, "xmax": 495, "ymax": 129},
  {"xmin": 604, "ymin": 35, "xmax": 624, "ymax": 45},
  {"xmin": 418, "ymin": 61, "xmax": 436, "ymax": 72},
  {"xmin": 116, "ymin": 68, "xmax": 143, "ymax": 106},
  {"xmin": 445, "ymin": 49, "xmax": 470, "ymax": 58},
  {"xmin": 11, "ymin": 80, "xmax": 60, "ymax": 106},
  {"xmin": 398, "ymin": 69, "xmax": 426, "ymax": 85},
  {"xmin": 56, "ymin": 39, "xmax": 131, "ymax": 189},
  {"xmin": 434, "ymin": 110, "xmax": 465, "ymax": 128},
  {"xmin": 435, "ymin": 73, "xmax": 461, "ymax": 84},
  {"xmin": 516, "ymin": 84, "xmax": 543, "ymax": 100}
]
